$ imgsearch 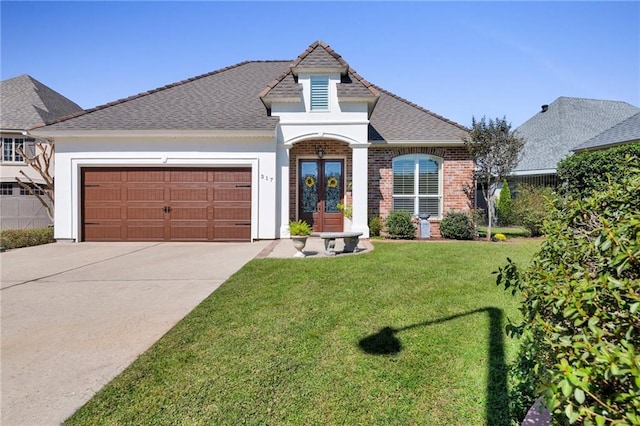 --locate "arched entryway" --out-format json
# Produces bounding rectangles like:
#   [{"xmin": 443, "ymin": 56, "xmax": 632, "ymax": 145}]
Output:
[{"xmin": 289, "ymin": 140, "xmax": 352, "ymax": 233}]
